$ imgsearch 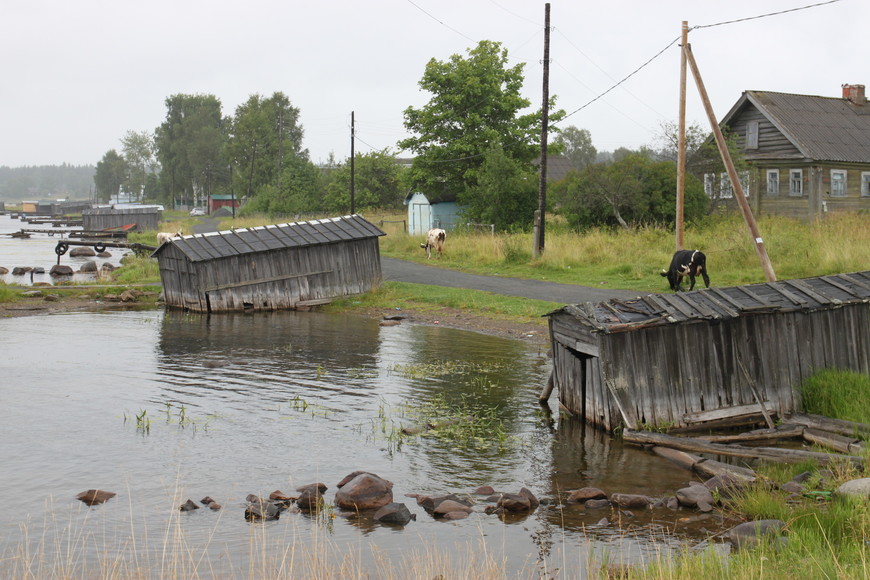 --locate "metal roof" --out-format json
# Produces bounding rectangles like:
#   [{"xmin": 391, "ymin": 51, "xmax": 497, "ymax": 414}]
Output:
[
  {"xmin": 548, "ymin": 271, "xmax": 870, "ymax": 334},
  {"xmin": 152, "ymin": 214, "xmax": 385, "ymax": 263},
  {"xmin": 722, "ymin": 91, "xmax": 870, "ymax": 163}
]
